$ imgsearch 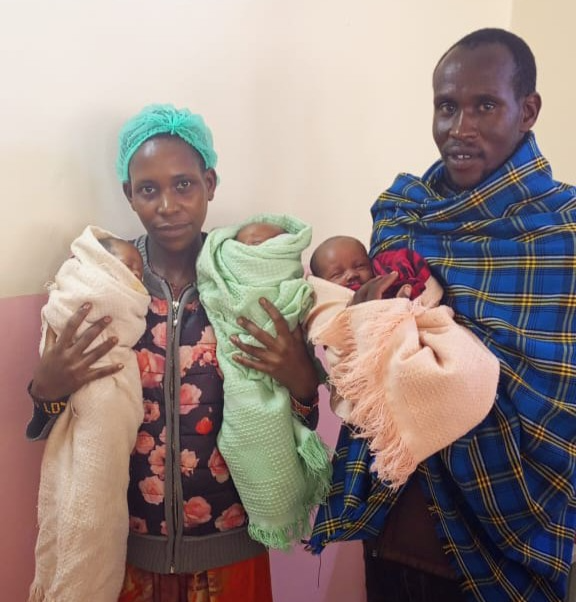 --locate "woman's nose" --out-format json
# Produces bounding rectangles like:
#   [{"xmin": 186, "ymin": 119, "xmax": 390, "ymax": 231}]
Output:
[{"xmin": 158, "ymin": 192, "xmax": 178, "ymax": 214}]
